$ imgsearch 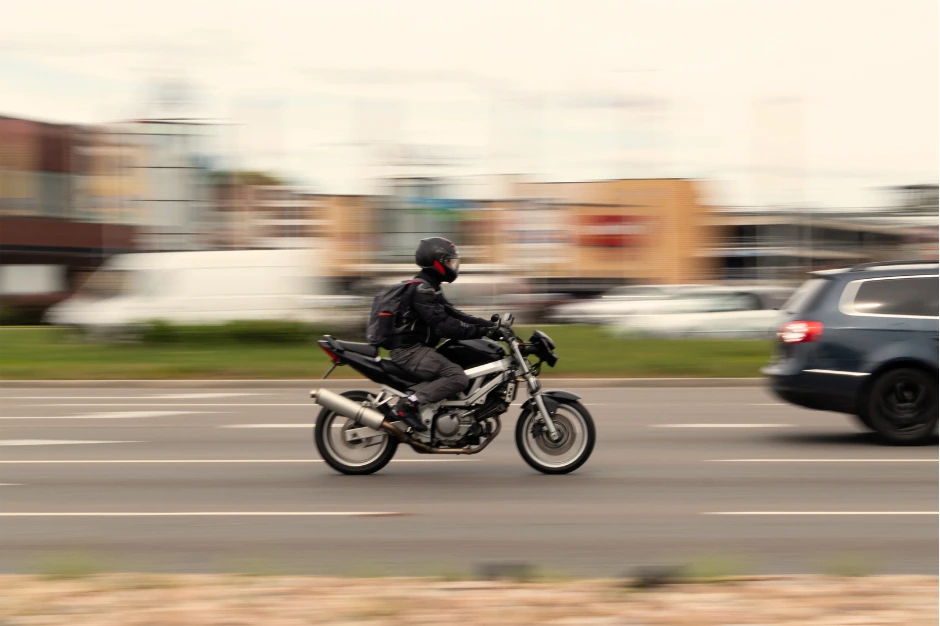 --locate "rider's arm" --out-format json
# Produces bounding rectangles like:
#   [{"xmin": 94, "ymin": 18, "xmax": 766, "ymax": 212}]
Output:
[
  {"xmin": 442, "ymin": 299, "xmax": 493, "ymax": 328},
  {"xmin": 412, "ymin": 283, "xmax": 490, "ymax": 339}
]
